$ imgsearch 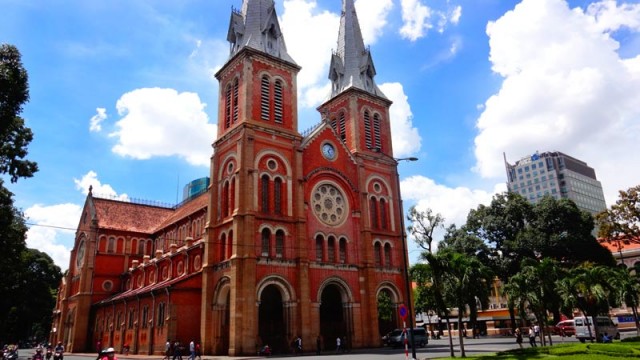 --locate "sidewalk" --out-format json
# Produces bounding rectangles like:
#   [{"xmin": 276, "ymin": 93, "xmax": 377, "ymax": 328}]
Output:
[{"xmin": 67, "ymin": 354, "xmax": 263, "ymax": 360}]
